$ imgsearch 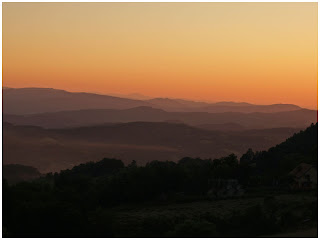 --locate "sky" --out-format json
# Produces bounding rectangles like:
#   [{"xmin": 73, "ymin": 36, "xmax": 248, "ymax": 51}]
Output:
[{"xmin": 3, "ymin": 2, "xmax": 318, "ymax": 109}]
